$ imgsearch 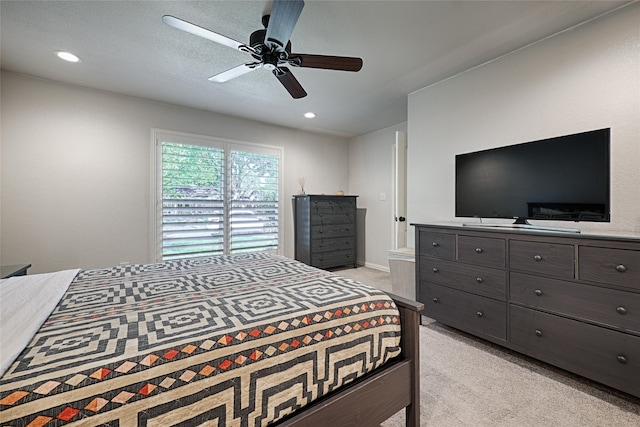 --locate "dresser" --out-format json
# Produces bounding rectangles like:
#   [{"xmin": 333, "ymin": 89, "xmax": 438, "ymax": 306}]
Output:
[
  {"xmin": 414, "ymin": 223, "xmax": 640, "ymax": 397},
  {"xmin": 293, "ymin": 195, "xmax": 358, "ymax": 269},
  {"xmin": 1, "ymin": 263, "xmax": 32, "ymax": 279}
]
